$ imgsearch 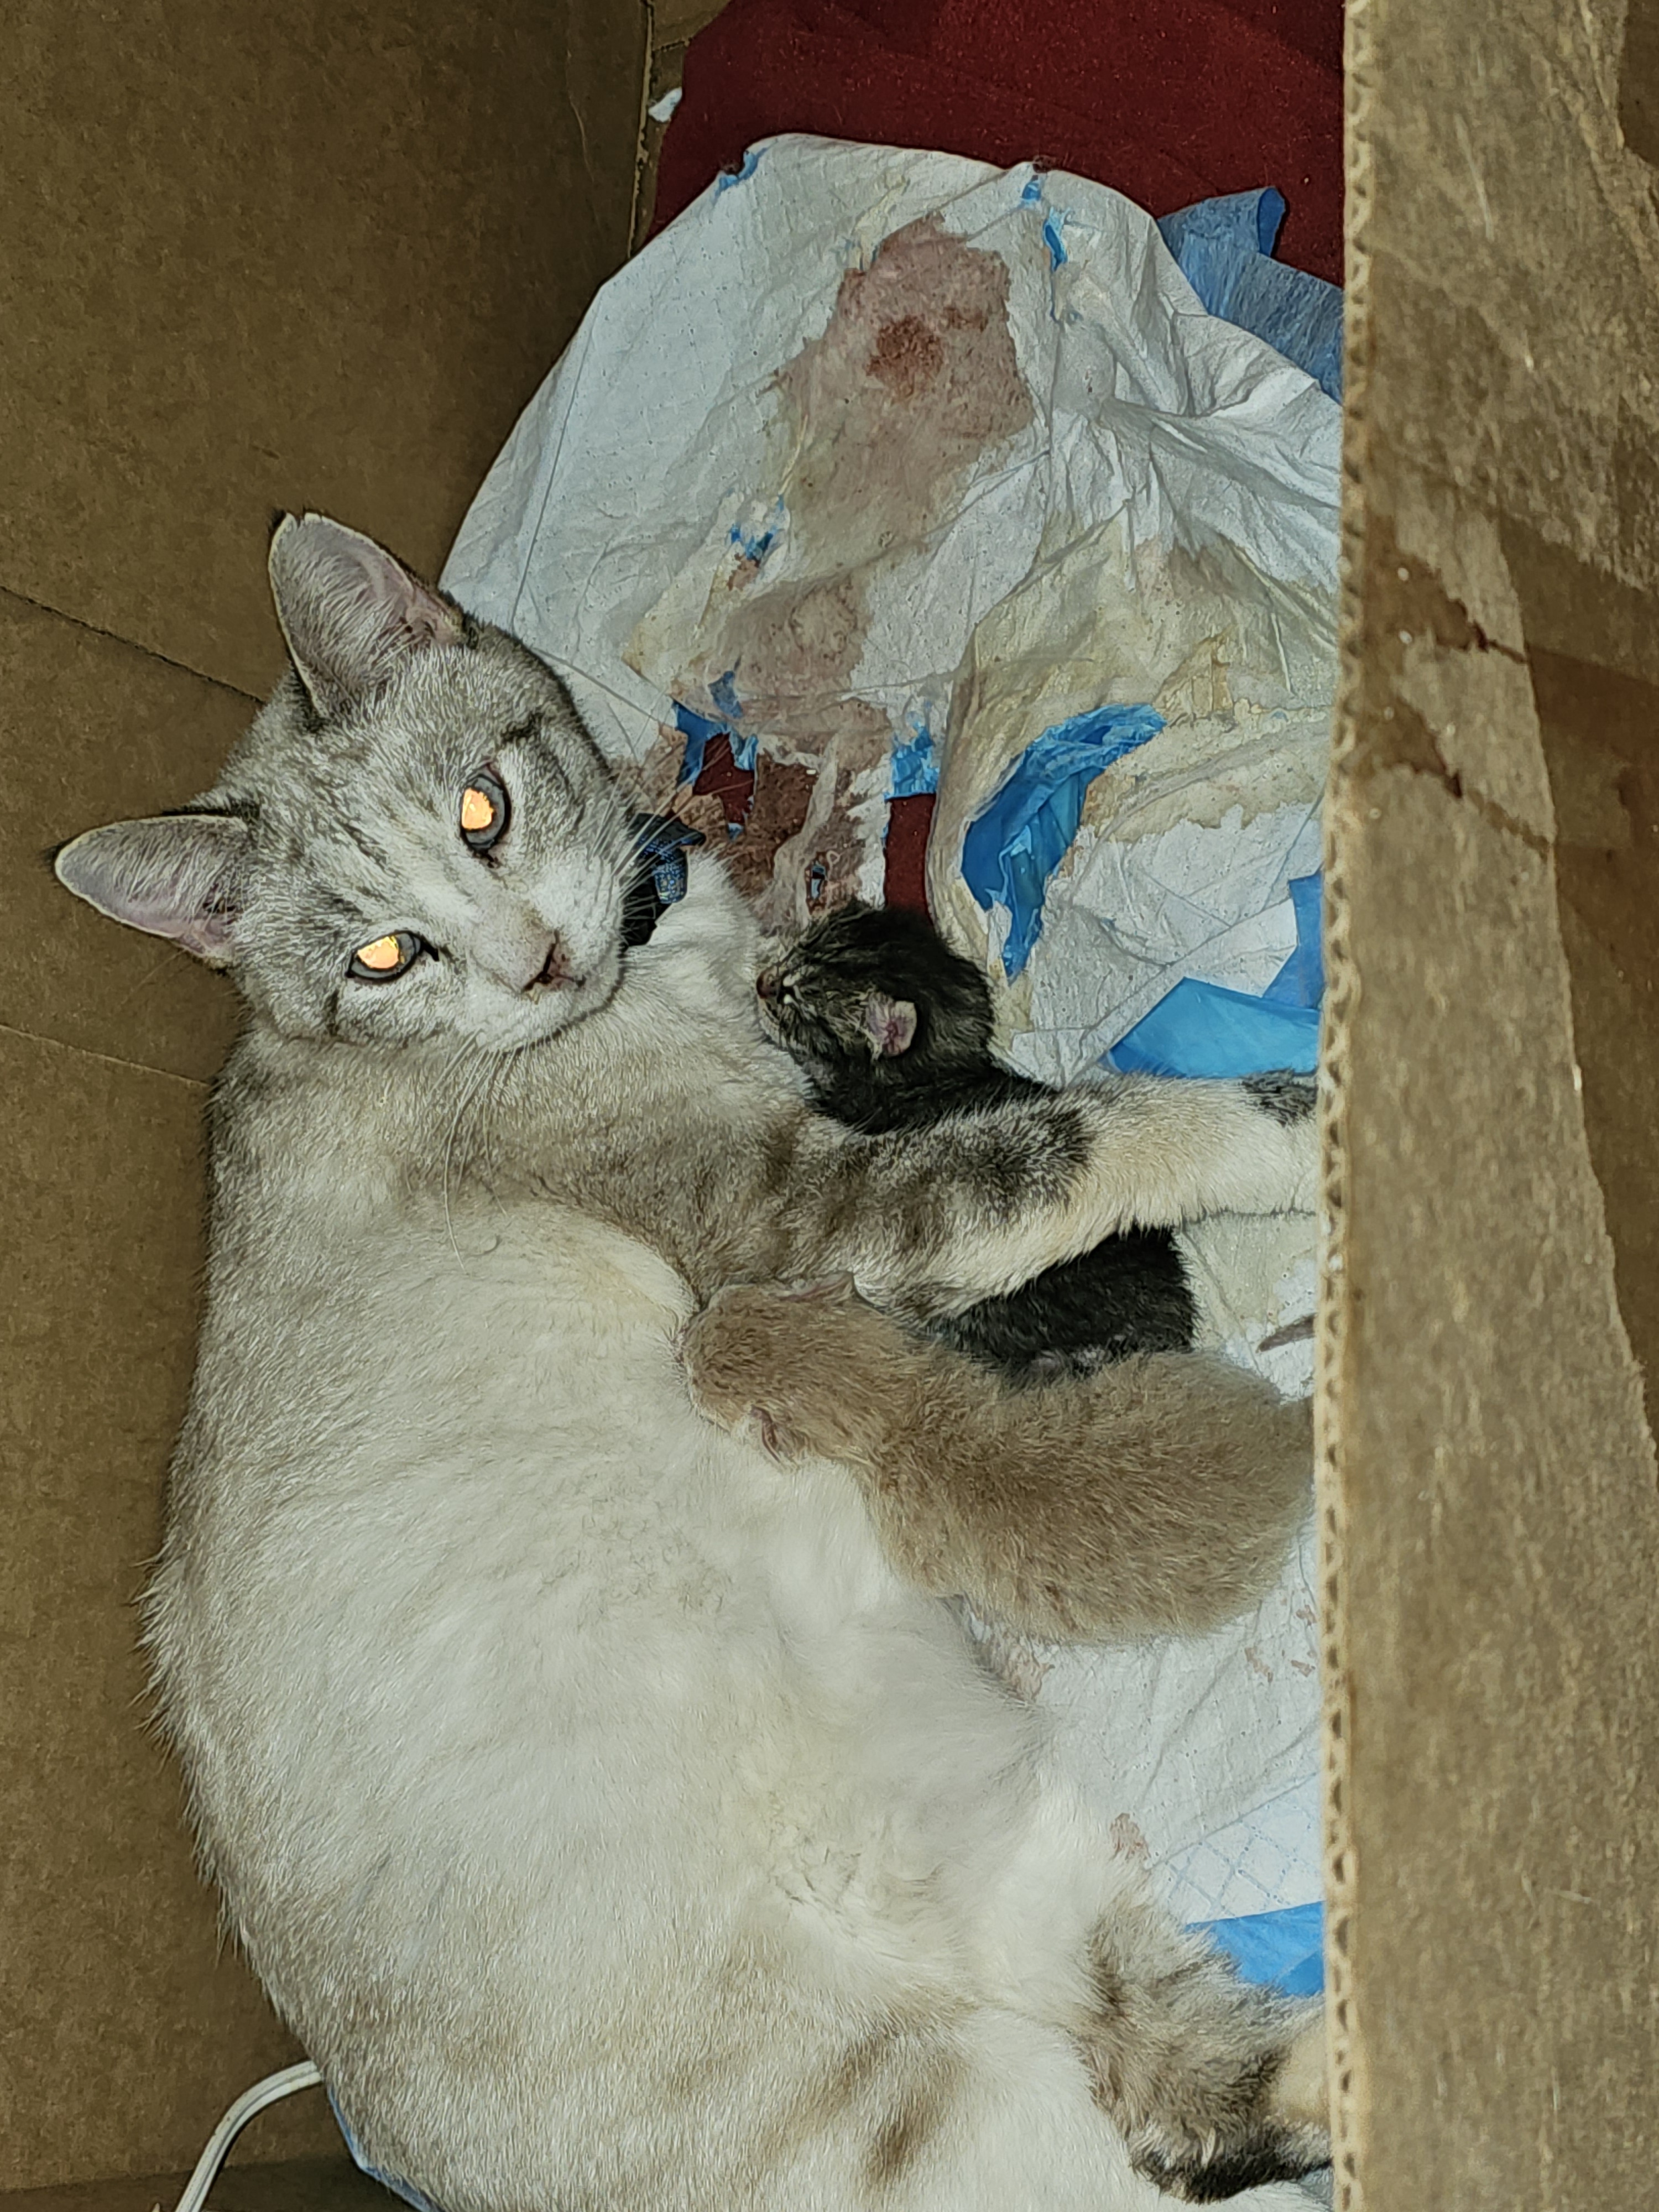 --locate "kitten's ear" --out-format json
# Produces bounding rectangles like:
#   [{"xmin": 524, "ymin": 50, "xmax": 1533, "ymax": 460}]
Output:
[
  {"xmin": 268, "ymin": 513, "xmax": 465, "ymax": 718},
  {"xmin": 54, "ymin": 814, "xmax": 251, "ymax": 966},
  {"xmin": 862, "ymin": 993, "xmax": 918, "ymax": 1057}
]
